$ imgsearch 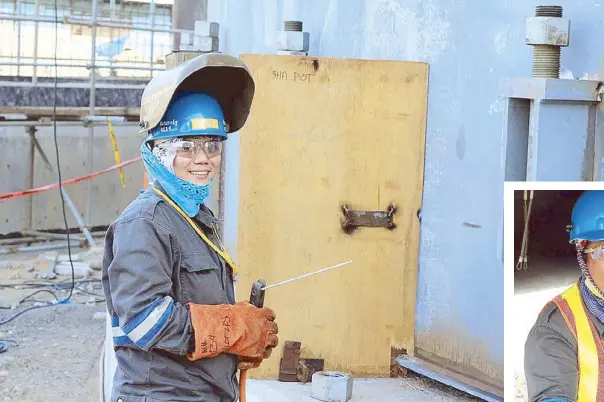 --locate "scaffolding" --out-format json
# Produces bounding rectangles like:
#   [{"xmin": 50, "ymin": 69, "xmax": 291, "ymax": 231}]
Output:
[
  {"xmin": 0, "ymin": 0, "xmax": 194, "ymax": 243},
  {"xmin": 0, "ymin": 0, "xmax": 182, "ymax": 80}
]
